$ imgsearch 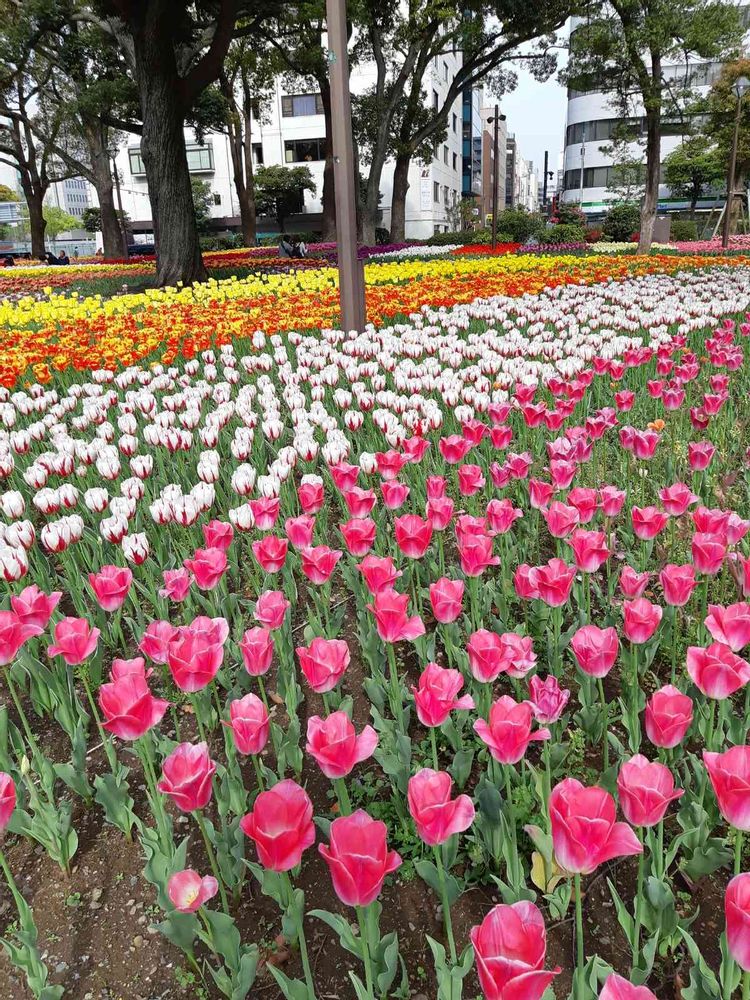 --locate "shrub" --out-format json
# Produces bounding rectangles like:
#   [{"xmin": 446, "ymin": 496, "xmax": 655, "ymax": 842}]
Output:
[
  {"xmin": 538, "ymin": 223, "xmax": 587, "ymax": 245},
  {"xmin": 494, "ymin": 208, "xmax": 545, "ymax": 242},
  {"xmin": 602, "ymin": 203, "xmax": 641, "ymax": 242},
  {"xmin": 375, "ymin": 227, "xmax": 391, "ymax": 245},
  {"xmin": 553, "ymin": 203, "xmax": 587, "ymax": 227},
  {"xmin": 585, "ymin": 228, "xmax": 602, "ymax": 243},
  {"xmin": 670, "ymin": 219, "xmax": 698, "ymax": 241}
]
